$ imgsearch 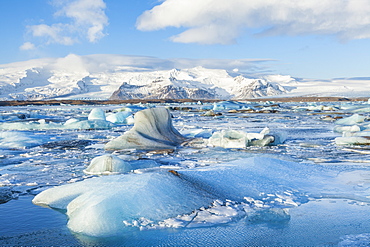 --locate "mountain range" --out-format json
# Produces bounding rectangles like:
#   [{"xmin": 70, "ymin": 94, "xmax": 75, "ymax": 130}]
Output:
[{"xmin": 1, "ymin": 54, "xmax": 370, "ymax": 101}]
